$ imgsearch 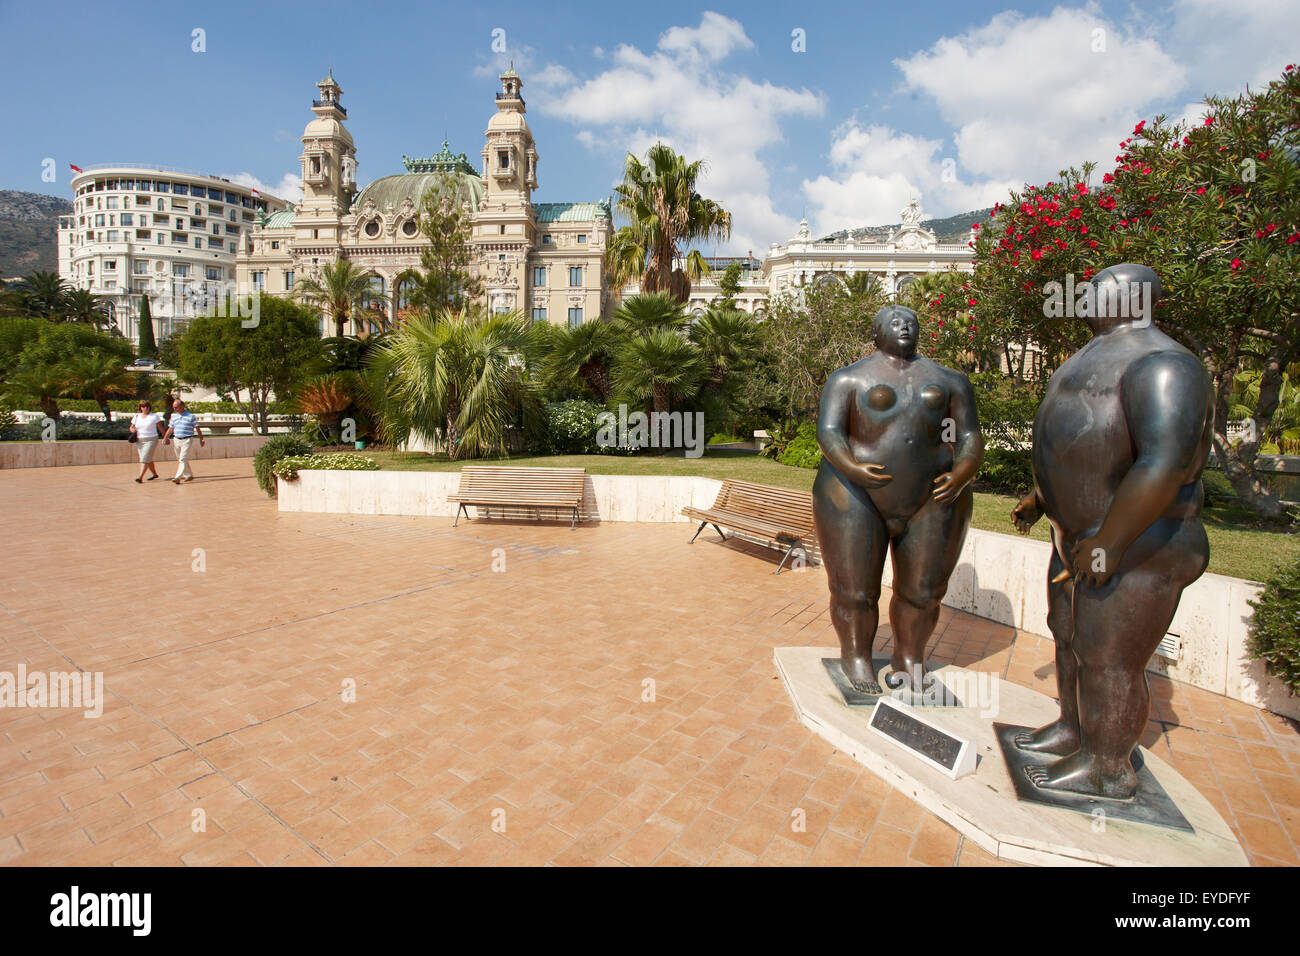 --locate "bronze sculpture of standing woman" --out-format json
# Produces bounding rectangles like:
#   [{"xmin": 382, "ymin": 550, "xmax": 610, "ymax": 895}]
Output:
[{"xmin": 814, "ymin": 305, "xmax": 984, "ymax": 694}]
